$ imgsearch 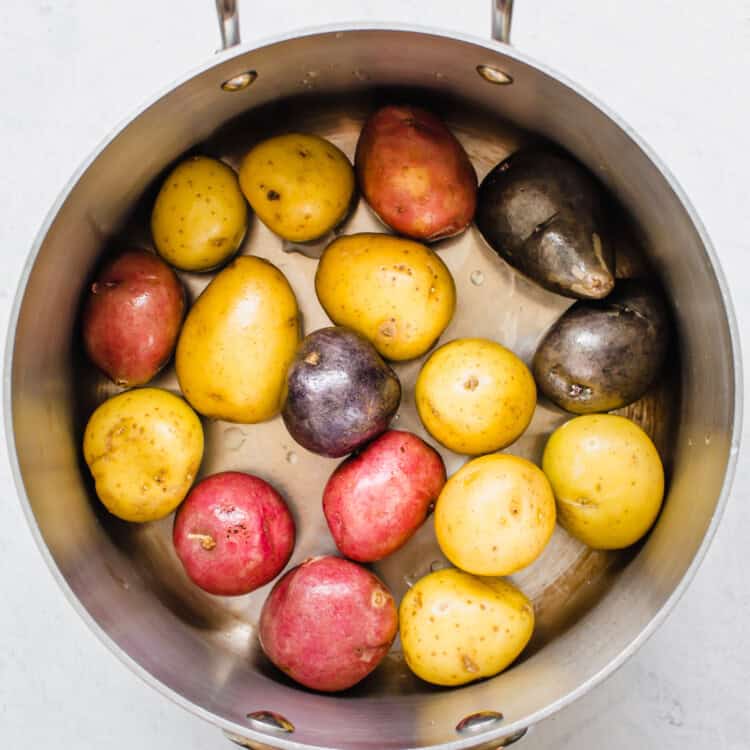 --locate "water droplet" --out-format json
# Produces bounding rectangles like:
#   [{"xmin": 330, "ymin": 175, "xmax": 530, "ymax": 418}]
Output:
[
  {"xmin": 429, "ymin": 286, "xmax": 436, "ymax": 294},
  {"xmin": 434, "ymin": 72, "xmax": 445, "ymax": 80},
  {"xmin": 704, "ymin": 434, "xmax": 712, "ymax": 445},
  {"xmin": 286, "ymin": 451, "xmax": 298, "ymax": 465},
  {"xmin": 430, "ymin": 560, "xmax": 449, "ymax": 573},
  {"xmin": 470, "ymin": 270, "xmax": 484, "ymax": 286},
  {"xmin": 392, "ymin": 413, "xmax": 401, "ymax": 422},
  {"xmin": 403, "ymin": 572, "xmax": 419, "ymax": 588},
  {"xmin": 687, "ymin": 438, "xmax": 694, "ymax": 447},
  {"xmin": 306, "ymin": 69, "xmax": 319, "ymax": 79},
  {"xmin": 224, "ymin": 426, "xmax": 246, "ymax": 451},
  {"xmin": 353, "ymin": 69, "xmax": 370, "ymax": 81}
]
